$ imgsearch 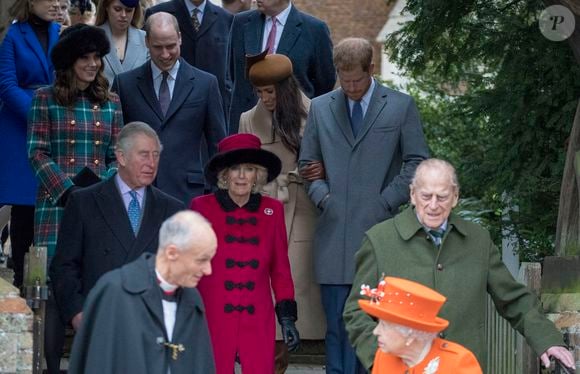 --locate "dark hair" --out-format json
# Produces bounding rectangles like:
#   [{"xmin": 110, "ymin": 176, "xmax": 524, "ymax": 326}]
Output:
[
  {"xmin": 272, "ymin": 75, "xmax": 308, "ymax": 157},
  {"xmin": 53, "ymin": 63, "xmax": 110, "ymax": 107}
]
